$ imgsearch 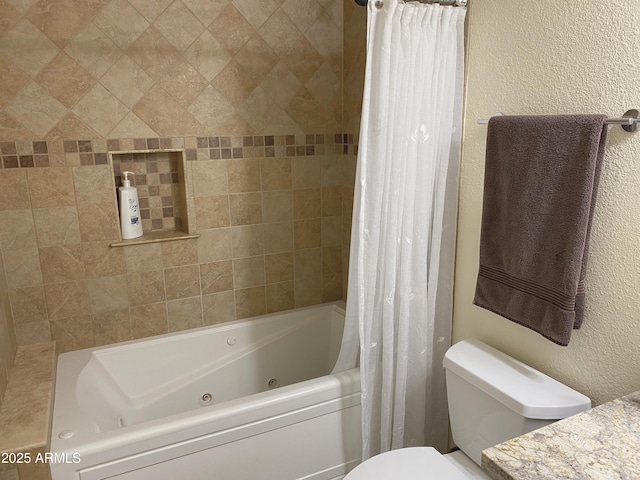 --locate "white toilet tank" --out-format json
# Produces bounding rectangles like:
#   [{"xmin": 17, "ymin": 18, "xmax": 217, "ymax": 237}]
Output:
[{"xmin": 443, "ymin": 338, "xmax": 591, "ymax": 466}]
